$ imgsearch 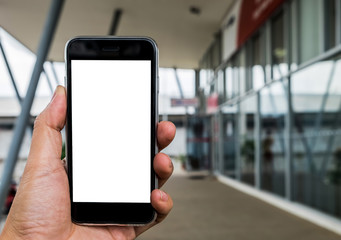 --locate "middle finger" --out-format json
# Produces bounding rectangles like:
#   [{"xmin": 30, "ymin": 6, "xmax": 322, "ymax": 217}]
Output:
[{"xmin": 154, "ymin": 152, "xmax": 173, "ymax": 188}]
